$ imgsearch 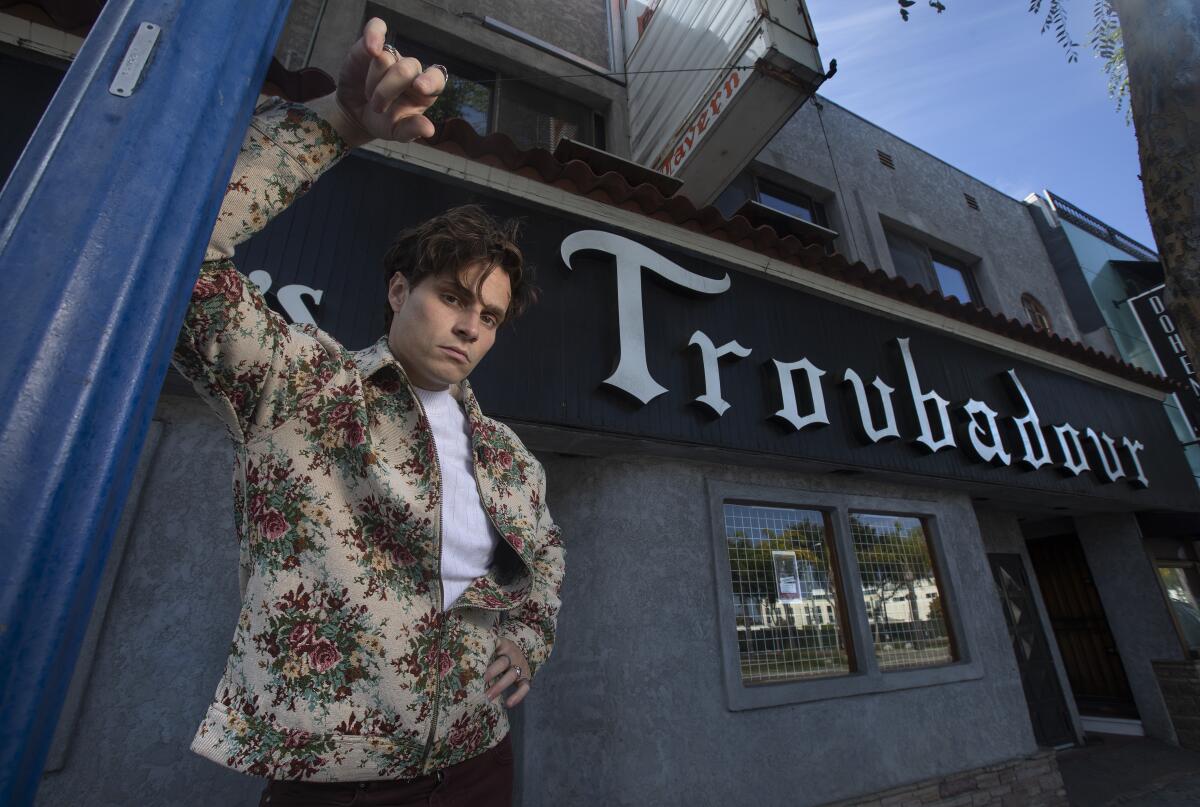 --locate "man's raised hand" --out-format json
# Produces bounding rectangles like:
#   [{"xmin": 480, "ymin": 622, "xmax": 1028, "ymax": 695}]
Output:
[{"xmin": 315, "ymin": 17, "xmax": 447, "ymax": 147}]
